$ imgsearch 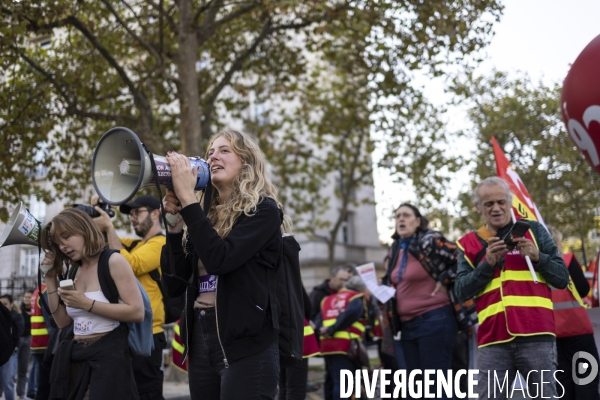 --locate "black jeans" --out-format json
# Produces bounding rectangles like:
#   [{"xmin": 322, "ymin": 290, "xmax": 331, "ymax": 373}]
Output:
[
  {"xmin": 324, "ymin": 357, "xmax": 333, "ymax": 400},
  {"xmin": 452, "ymin": 328, "xmax": 470, "ymax": 397},
  {"xmin": 34, "ymin": 352, "xmax": 51, "ymax": 400},
  {"xmin": 132, "ymin": 332, "xmax": 167, "ymax": 400},
  {"xmin": 17, "ymin": 336, "xmax": 31, "ymax": 397},
  {"xmin": 188, "ymin": 307, "xmax": 279, "ymax": 400},
  {"xmin": 279, "ymin": 358, "xmax": 308, "ymax": 400}
]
